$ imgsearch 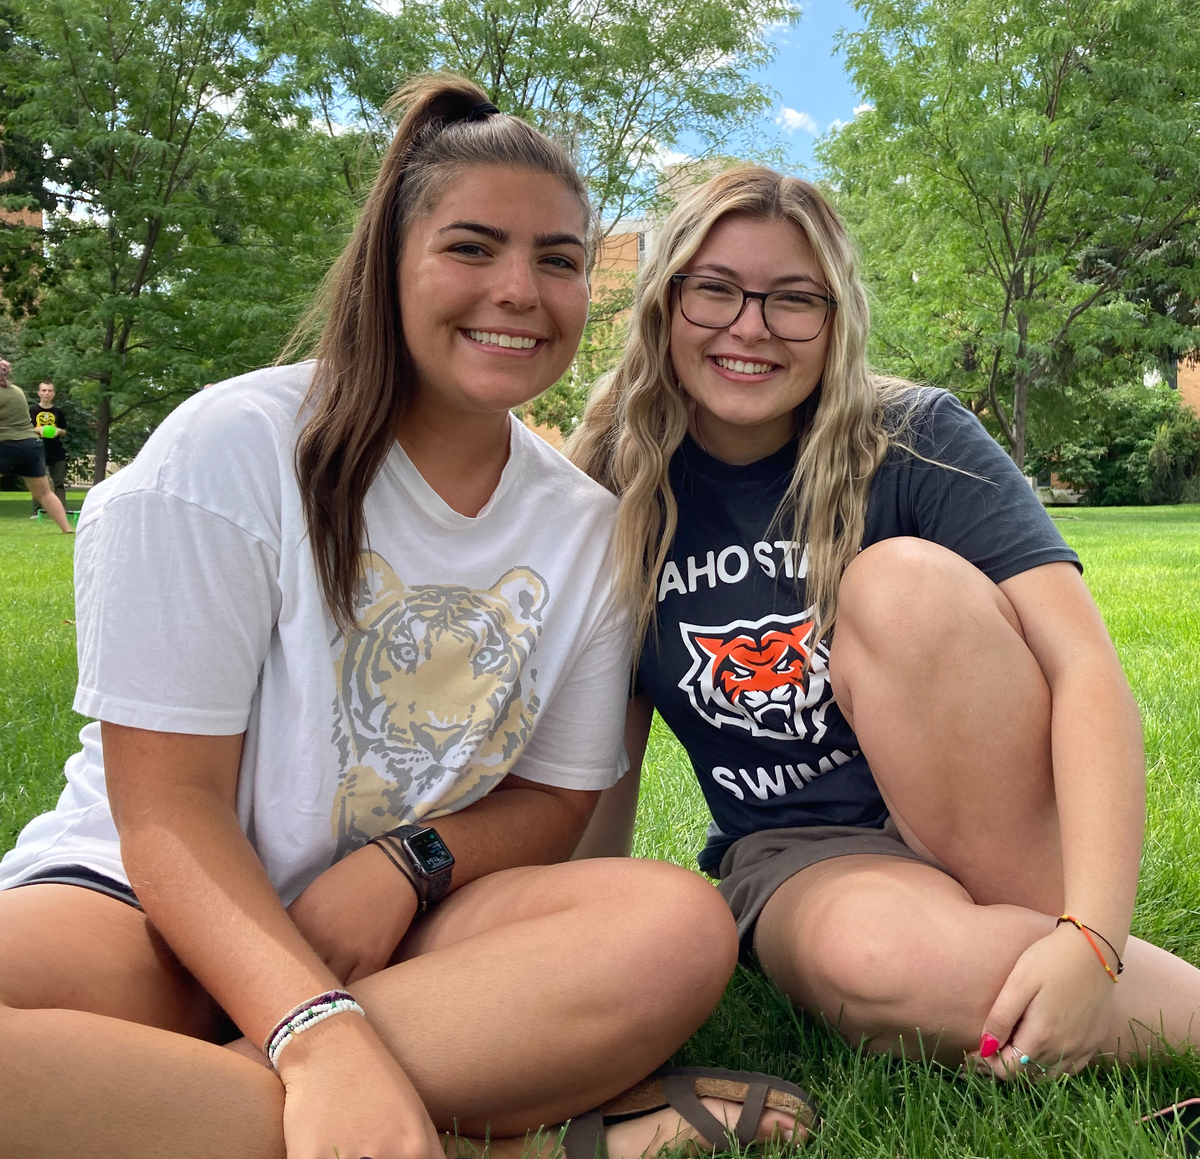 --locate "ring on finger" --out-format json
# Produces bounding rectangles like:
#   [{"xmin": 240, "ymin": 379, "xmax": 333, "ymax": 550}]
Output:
[{"xmin": 1011, "ymin": 1045, "xmax": 1046, "ymax": 1073}]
